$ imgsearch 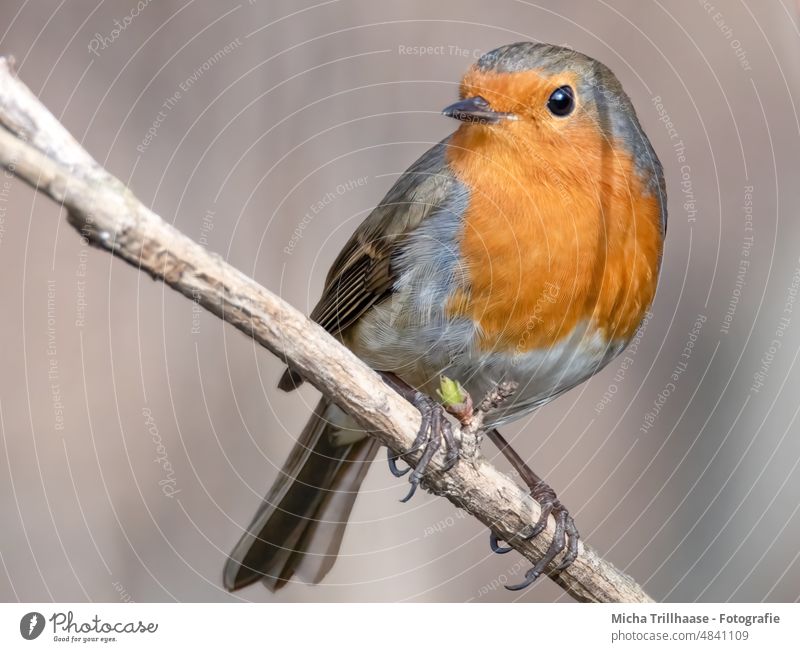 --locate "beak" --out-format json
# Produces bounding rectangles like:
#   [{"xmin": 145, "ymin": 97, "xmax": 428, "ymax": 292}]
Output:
[{"xmin": 442, "ymin": 96, "xmax": 516, "ymax": 124}]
